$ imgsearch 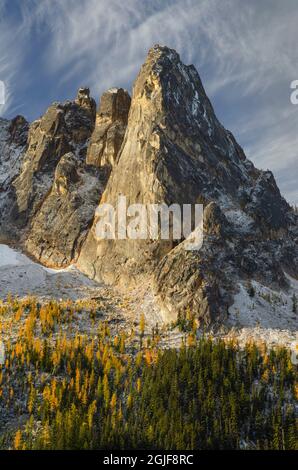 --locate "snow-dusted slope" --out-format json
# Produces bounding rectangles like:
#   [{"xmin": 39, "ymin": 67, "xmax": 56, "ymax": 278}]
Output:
[
  {"xmin": 225, "ymin": 278, "xmax": 297, "ymax": 347},
  {"xmin": 0, "ymin": 244, "xmax": 100, "ymax": 300},
  {"xmin": 0, "ymin": 244, "xmax": 297, "ymax": 347}
]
